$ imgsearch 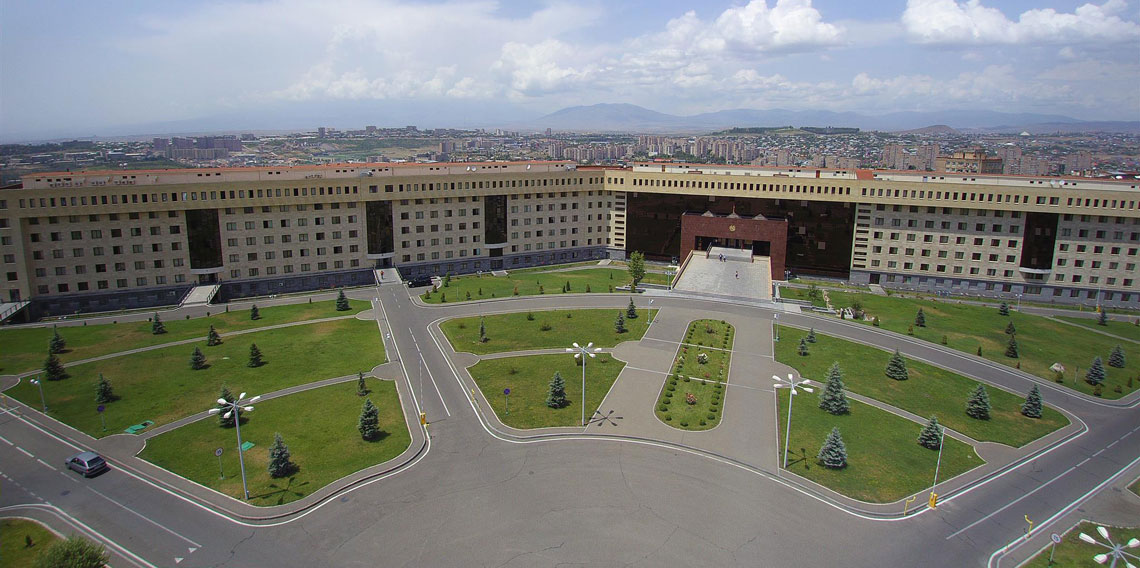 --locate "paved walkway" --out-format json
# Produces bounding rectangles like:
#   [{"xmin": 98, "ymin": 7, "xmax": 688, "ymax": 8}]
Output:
[{"xmin": 673, "ymin": 250, "xmax": 771, "ymax": 301}]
